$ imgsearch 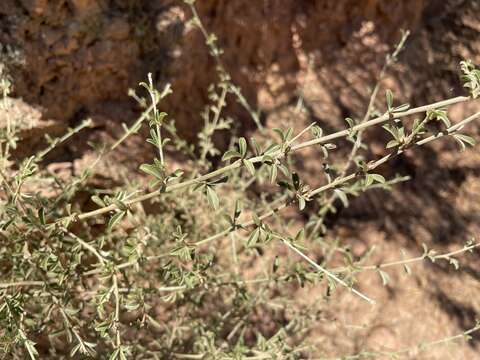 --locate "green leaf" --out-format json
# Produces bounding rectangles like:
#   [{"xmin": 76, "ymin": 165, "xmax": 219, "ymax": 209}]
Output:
[
  {"xmin": 392, "ymin": 103, "xmax": 410, "ymax": 113},
  {"xmin": 156, "ymin": 111, "xmax": 168, "ymax": 123},
  {"xmin": 234, "ymin": 200, "xmax": 242, "ymax": 219},
  {"xmin": 149, "ymin": 128, "xmax": 160, "ymax": 144},
  {"xmin": 284, "ymin": 127, "xmax": 293, "ymax": 143},
  {"xmin": 139, "ymin": 163, "xmax": 164, "ymax": 180},
  {"xmin": 269, "ymin": 164, "xmax": 278, "ymax": 184},
  {"xmin": 222, "ymin": 150, "xmax": 241, "ymax": 161},
  {"xmin": 70, "ymin": 343, "xmax": 82, "ymax": 357},
  {"xmin": 278, "ymin": 164, "xmax": 290, "ymax": 177},
  {"xmin": 273, "ymin": 128, "xmax": 285, "ymax": 142},
  {"xmin": 460, "ymin": 60, "xmax": 480, "ymax": 98},
  {"xmin": 109, "ymin": 348, "xmax": 121, "ymax": 360},
  {"xmin": 238, "ymin": 137, "xmax": 247, "ymax": 157},
  {"xmin": 371, "ymin": 174, "xmax": 386, "ymax": 184},
  {"xmin": 453, "ymin": 133, "xmax": 476, "ymax": 152},
  {"xmin": 108, "ymin": 211, "xmax": 125, "ymax": 231},
  {"xmin": 252, "ymin": 213, "xmax": 261, "ymax": 227},
  {"xmin": 262, "ymin": 154, "xmax": 274, "ymax": 164},
  {"xmin": 170, "ymin": 169, "xmax": 184, "ymax": 178},
  {"xmin": 223, "ymin": 214, "xmax": 234, "ymax": 226},
  {"xmin": 386, "ymin": 89, "xmax": 394, "ymax": 110},
  {"xmin": 334, "ymin": 189, "xmax": 349, "ymax": 207},
  {"xmin": 311, "ymin": 125, "xmax": 323, "ymax": 139},
  {"xmin": 243, "ymin": 159, "xmax": 255, "ymax": 176},
  {"xmin": 320, "ymin": 145, "xmax": 329, "ymax": 158},
  {"xmin": 295, "ymin": 228, "xmax": 305, "ymax": 242},
  {"xmin": 247, "ymin": 227, "xmax": 261, "ymax": 247},
  {"xmin": 378, "ymin": 269, "xmax": 390, "ymax": 286},
  {"xmin": 324, "ymin": 143, "xmax": 337, "ymax": 150},
  {"xmin": 365, "ymin": 174, "xmax": 374, "ymax": 187},
  {"xmin": 298, "ymin": 196, "xmax": 306, "ymax": 211},
  {"xmin": 91, "ymin": 195, "xmax": 105, "ymax": 207},
  {"xmin": 70, "ymin": 339, "xmax": 96, "ymax": 357},
  {"xmin": 251, "ymin": 137, "xmax": 261, "ymax": 155},
  {"xmin": 272, "ymin": 256, "xmax": 280, "ymax": 273},
  {"xmin": 38, "ymin": 208, "xmax": 46, "ymax": 225},
  {"xmin": 206, "ymin": 186, "xmax": 219, "ymax": 210},
  {"xmin": 263, "ymin": 143, "xmax": 281, "ymax": 156},
  {"xmin": 345, "ymin": 117, "xmax": 355, "ymax": 129},
  {"xmin": 438, "ymin": 114, "xmax": 451, "ymax": 127},
  {"xmin": 119, "ymin": 347, "xmax": 128, "ymax": 360},
  {"xmin": 383, "ymin": 124, "xmax": 400, "ymax": 142},
  {"xmin": 449, "ymin": 257, "xmax": 460, "ymax": 270},
  {"xmin": 170, "ymin": 245, "xmax": 194, "ymax": 261},
  {"xmin": 24, "ymin": 338, "xmax": 38, "ymax": 360},
  {"xmin": 111, "ymin": 198, "xmax": 128, "ymax": 211},
  {"xmin": 427, "ymin": 108, "xmax": 451, "ymax": 127},
  {"xmin": 386, "ymin": 139, "xmax": 400, "ymax": 149}
]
